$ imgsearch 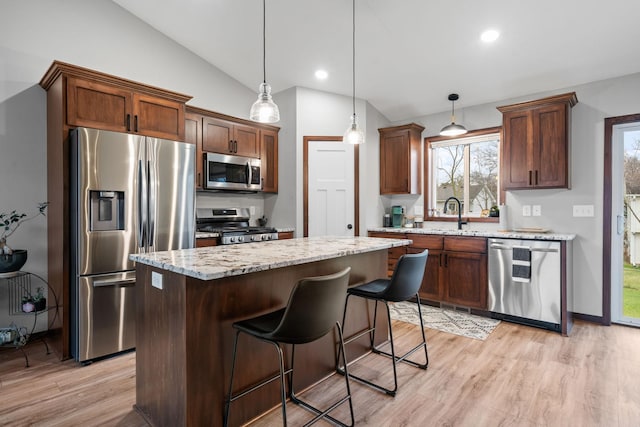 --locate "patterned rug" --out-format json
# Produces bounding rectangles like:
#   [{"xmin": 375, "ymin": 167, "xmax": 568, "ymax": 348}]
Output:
[{"xmin": 389, "ymin": 301, "xmax": 500, "ymax": 341}]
